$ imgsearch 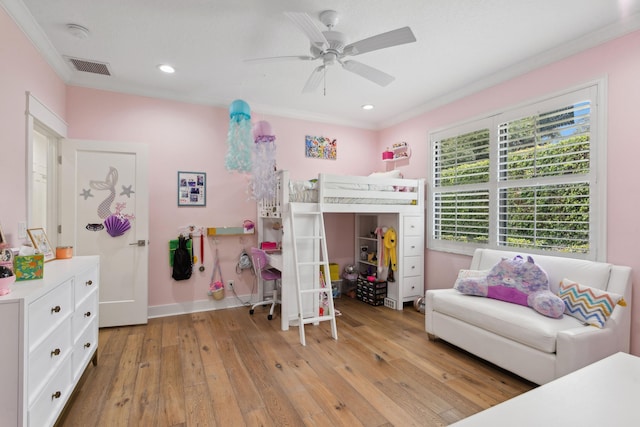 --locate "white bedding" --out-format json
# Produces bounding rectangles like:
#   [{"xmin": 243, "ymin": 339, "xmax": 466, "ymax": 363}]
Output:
[{"xmin": 288, "ymin": 179, "xmax": 407, "ymax": 203}]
